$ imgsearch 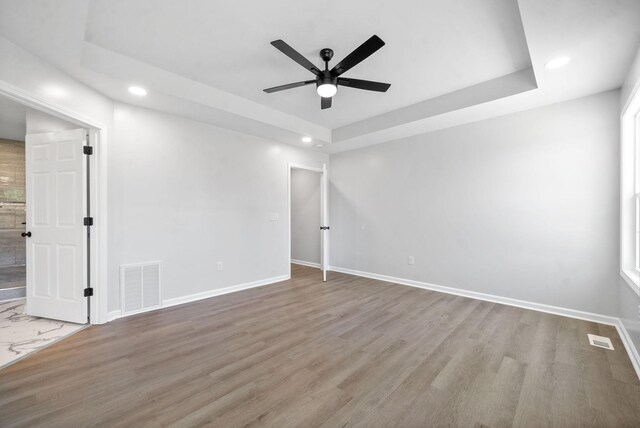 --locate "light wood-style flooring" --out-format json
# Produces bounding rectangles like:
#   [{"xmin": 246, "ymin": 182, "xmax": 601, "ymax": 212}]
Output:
[{"xmin": 1, "ymin": 264, "xmax": 639, "ymax": 427}]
